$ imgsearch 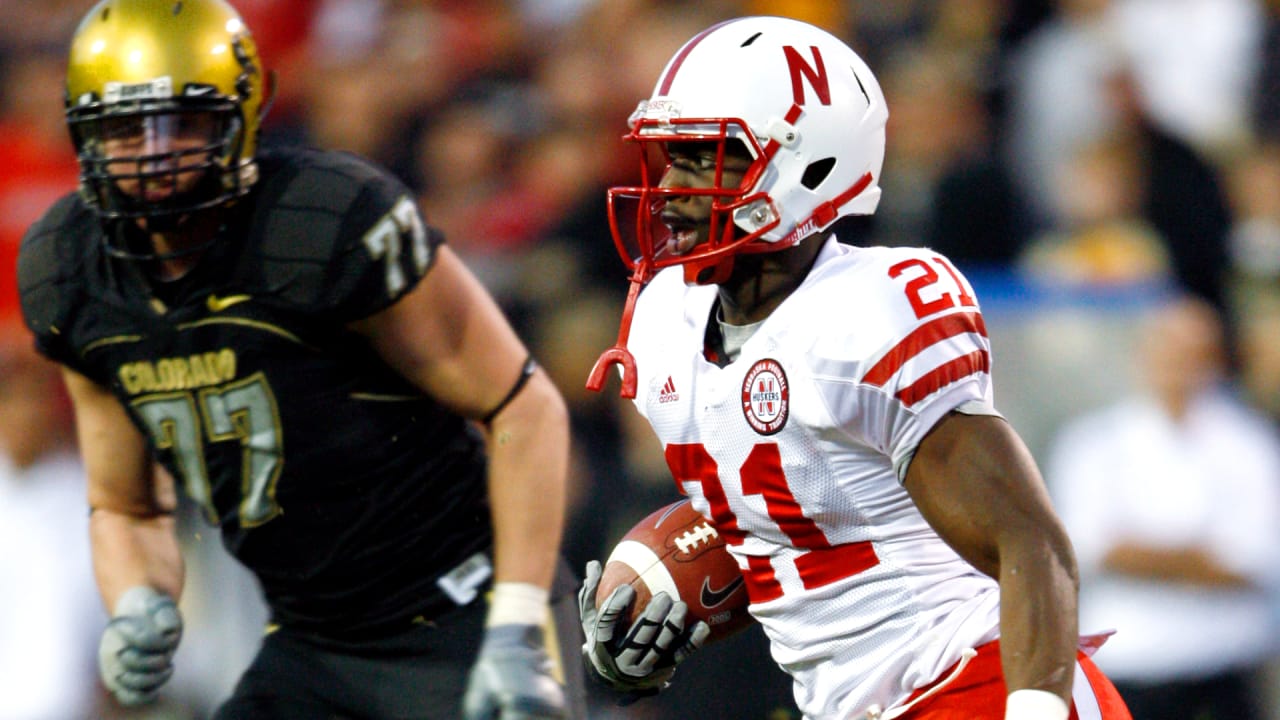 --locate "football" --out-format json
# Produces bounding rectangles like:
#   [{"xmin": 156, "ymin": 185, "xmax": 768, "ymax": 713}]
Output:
[{"xmin": 597, "ymin": 498, "xmax": 753, "ymax": 643}]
